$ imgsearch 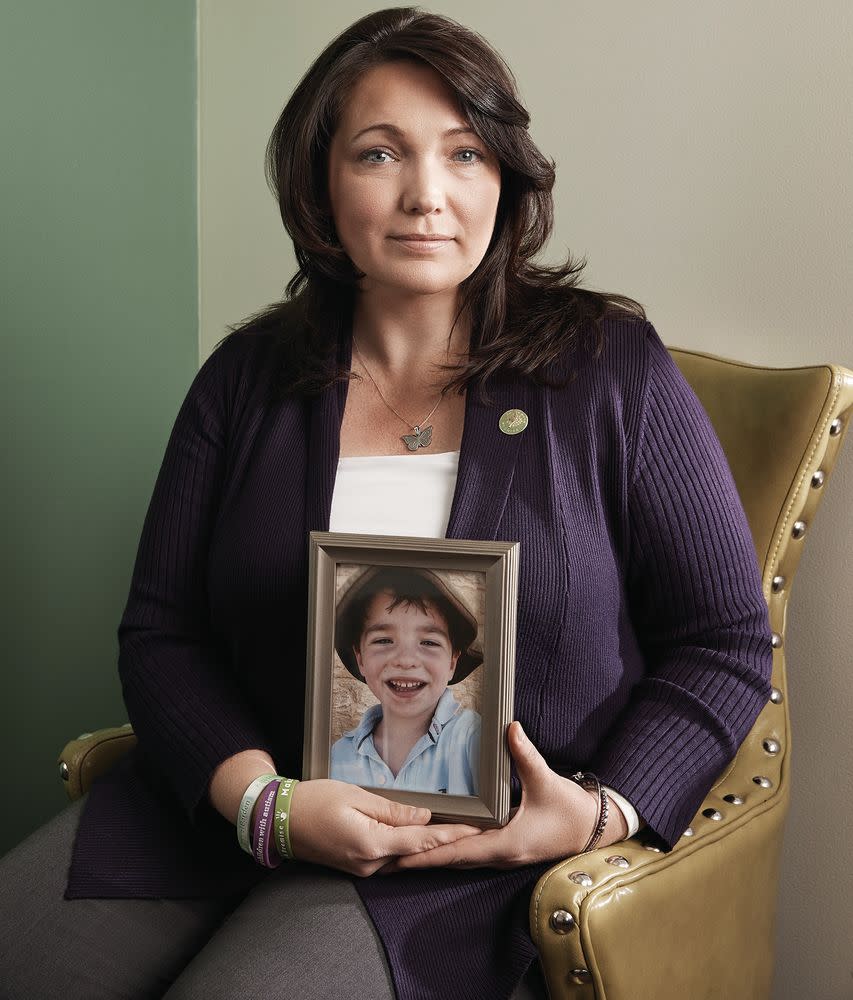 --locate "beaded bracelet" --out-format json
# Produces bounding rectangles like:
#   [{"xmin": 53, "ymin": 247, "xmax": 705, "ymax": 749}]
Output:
[
  {"xmin": 273, "ymin": 777, "xmax": 300, "ymax": 861},
  {"xmin": 237, "ymin": 773, "xmax": 278, "ymax": 855},
  {"xmin": 571, "ymin": 771, "xmax": 609, "ymax": 853}
]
